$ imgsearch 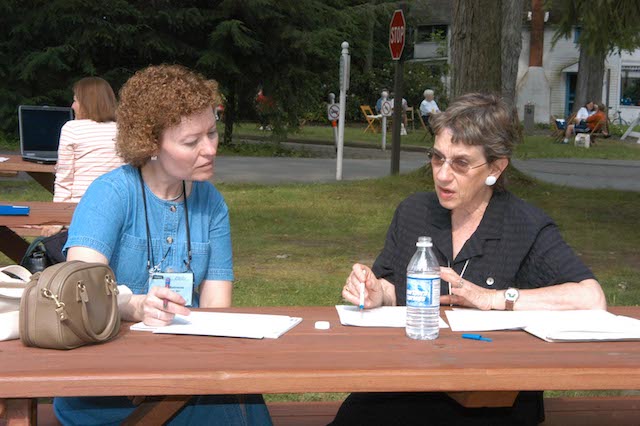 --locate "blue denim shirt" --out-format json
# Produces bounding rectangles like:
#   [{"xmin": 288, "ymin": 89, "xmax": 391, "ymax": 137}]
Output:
[{"xmin": 64, "ymin": 165, "xmax": 233, "ymax": 307}]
